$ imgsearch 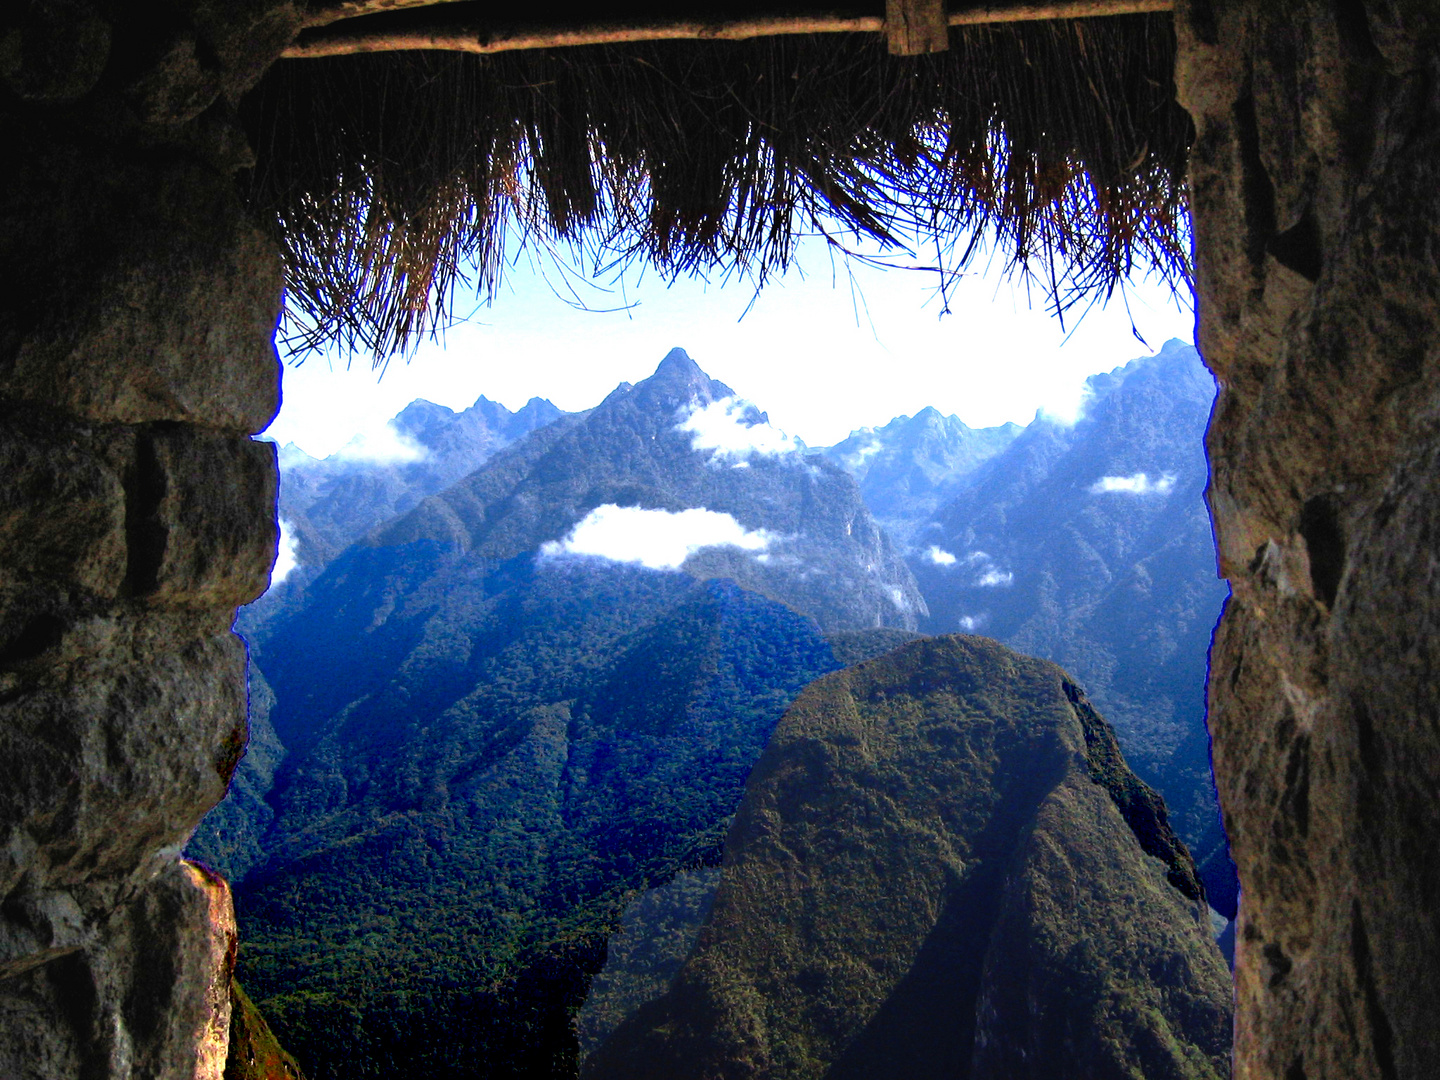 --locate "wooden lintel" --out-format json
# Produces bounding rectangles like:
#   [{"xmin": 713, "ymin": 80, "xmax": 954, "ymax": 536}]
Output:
[
  {"xmin": 887, "ymin": 0, "xmax": 949, "ymax": 56},
  {"xmin": 284, "ymin": 2, "xmax": 1175, "ymax": 60}
]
